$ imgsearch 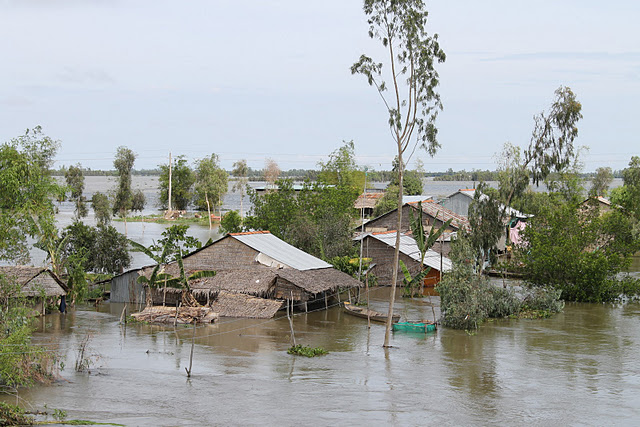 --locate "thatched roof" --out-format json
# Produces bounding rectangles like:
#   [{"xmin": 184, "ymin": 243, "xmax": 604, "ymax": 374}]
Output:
[
  {"xmin": 276, "ymin": 267, "xmax": 364, "ymax": 294},
  {"xmin": 210, "ymin": 291, "xmax": 283, "ymax": 318},
  {"xmin": 190, "ymin": 267, "xmax": 278, "ymax": 298},
  {"xmin": 0, "ymin": 266, "xmax": 67, "ymax": 297}
]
